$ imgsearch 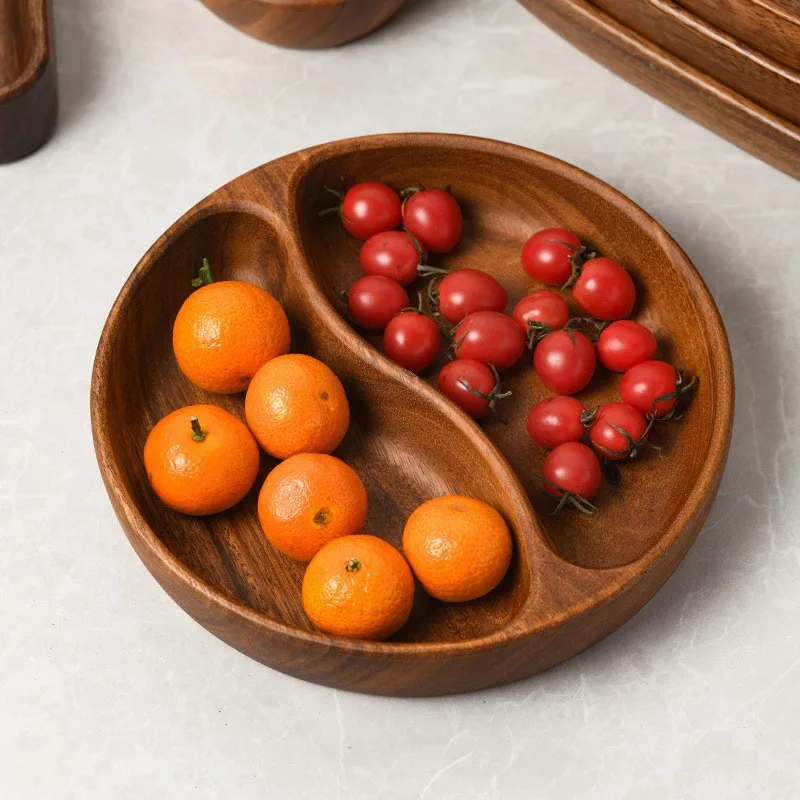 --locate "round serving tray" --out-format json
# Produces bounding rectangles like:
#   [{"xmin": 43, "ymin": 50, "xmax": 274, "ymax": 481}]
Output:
[{"xmin": 91, "ymin": 134, "xmax": 733, "ymax": 696}]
